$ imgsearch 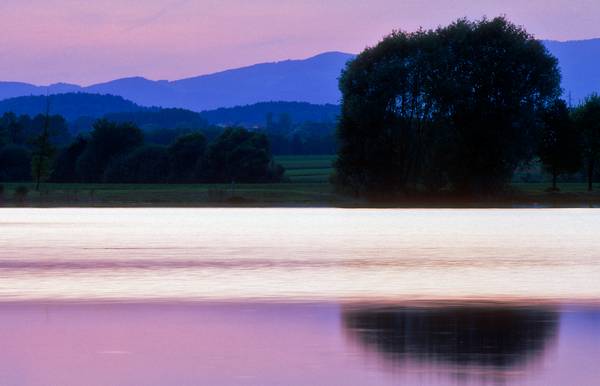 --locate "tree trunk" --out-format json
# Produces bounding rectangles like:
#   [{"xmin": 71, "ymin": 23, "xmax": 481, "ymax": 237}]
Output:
[
  {"xmin": 588, "ymin": 159, "xmax": 594, "ymax": 192},
  {"xmin": 35, "ymin": 160, "xmax": 42, "ymax": 192}
]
